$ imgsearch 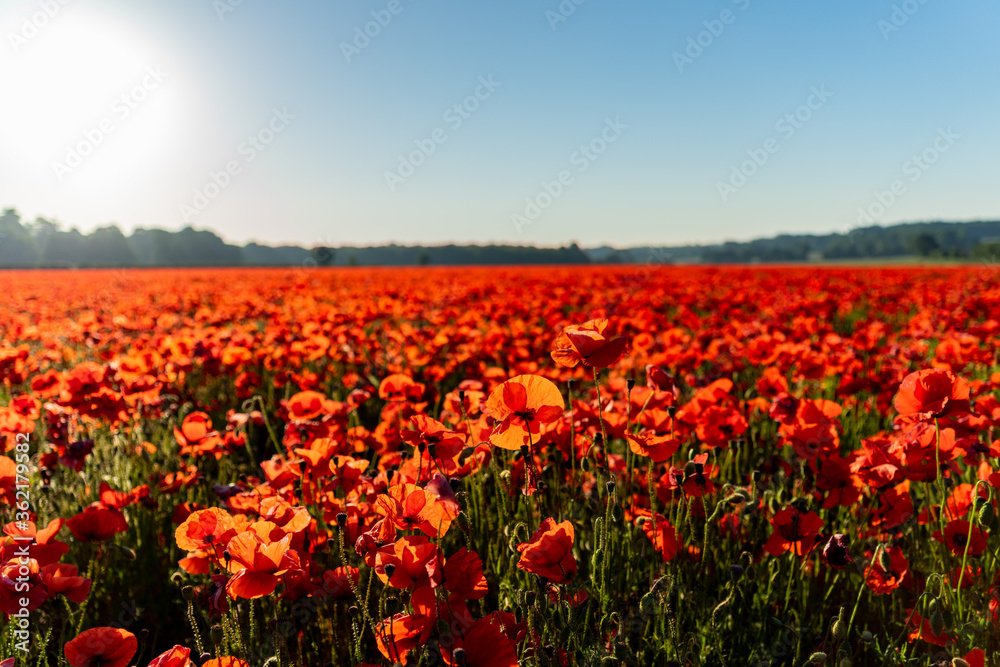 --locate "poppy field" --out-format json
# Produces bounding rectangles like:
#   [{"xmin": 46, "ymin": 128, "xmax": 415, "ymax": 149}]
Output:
[{"xmin": 2, "ymin": 264, "xmax": 1000, "ymax": 667}]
